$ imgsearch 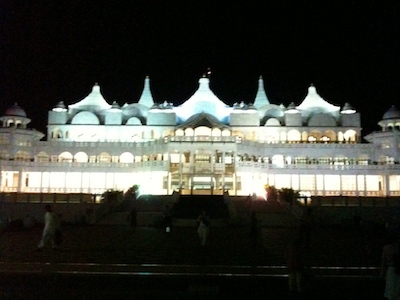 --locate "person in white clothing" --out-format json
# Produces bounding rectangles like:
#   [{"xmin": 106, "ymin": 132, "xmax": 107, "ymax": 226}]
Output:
[
  {"xmin": 381, "ymin": 235, "xmax": 400, "ymax": 300},
  {"xmin": 37, "ymin": 205, "xmax": 59, "ymax": 251},
  {"xmin": 197, "ymin": 210, "xmax": 210, "ymax": 246}
]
